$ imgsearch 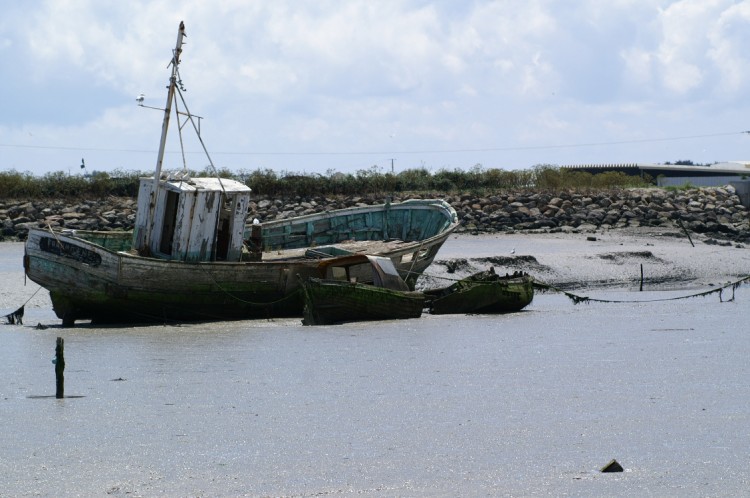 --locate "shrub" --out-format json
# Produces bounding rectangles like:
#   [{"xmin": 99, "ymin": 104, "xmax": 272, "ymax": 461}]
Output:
[{"xmin": 2, "ymin": 164, "xmax": 655, "ymax": 199}]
